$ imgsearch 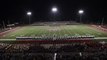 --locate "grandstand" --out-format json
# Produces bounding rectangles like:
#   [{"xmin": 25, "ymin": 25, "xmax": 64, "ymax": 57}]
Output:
[{"xmin": 0, "ymin": 42, "xmax": 107, "ymax": 60}]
